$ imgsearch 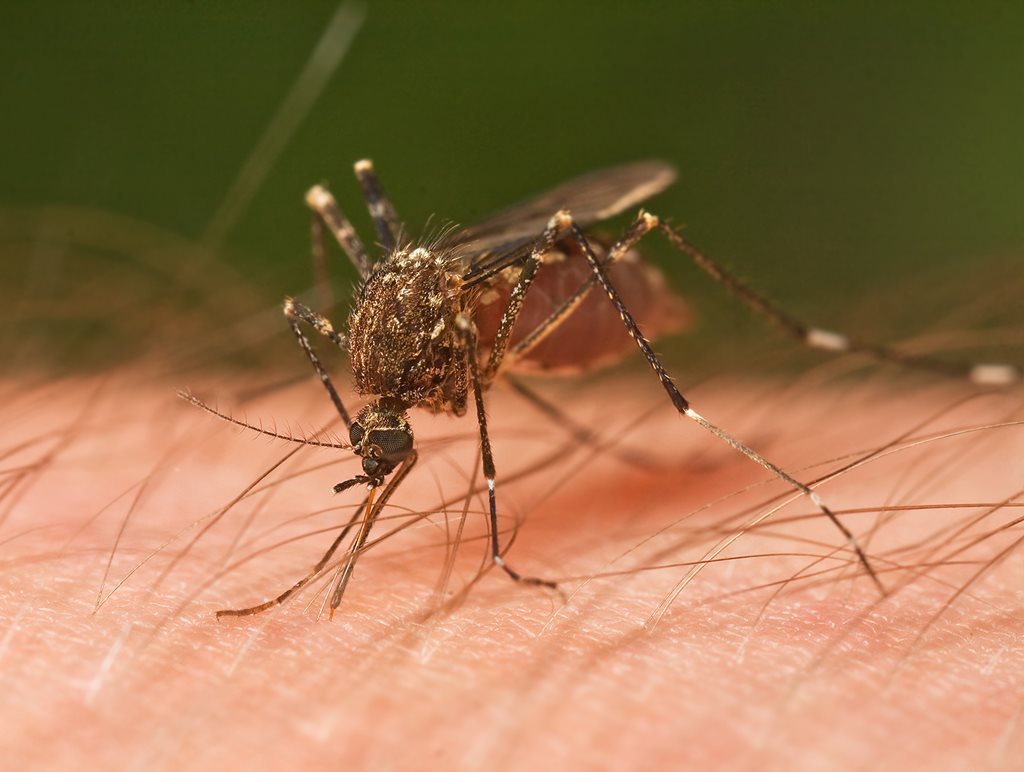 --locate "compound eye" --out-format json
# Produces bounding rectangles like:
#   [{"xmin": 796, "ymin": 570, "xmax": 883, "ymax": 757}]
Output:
[
  {"xmin": 368, "ymin": 429, "xmax": 413, "ymax": 460},
  {"xmin": 349, "ymin": 422, "xmax": 365, "ymax": 447}
]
